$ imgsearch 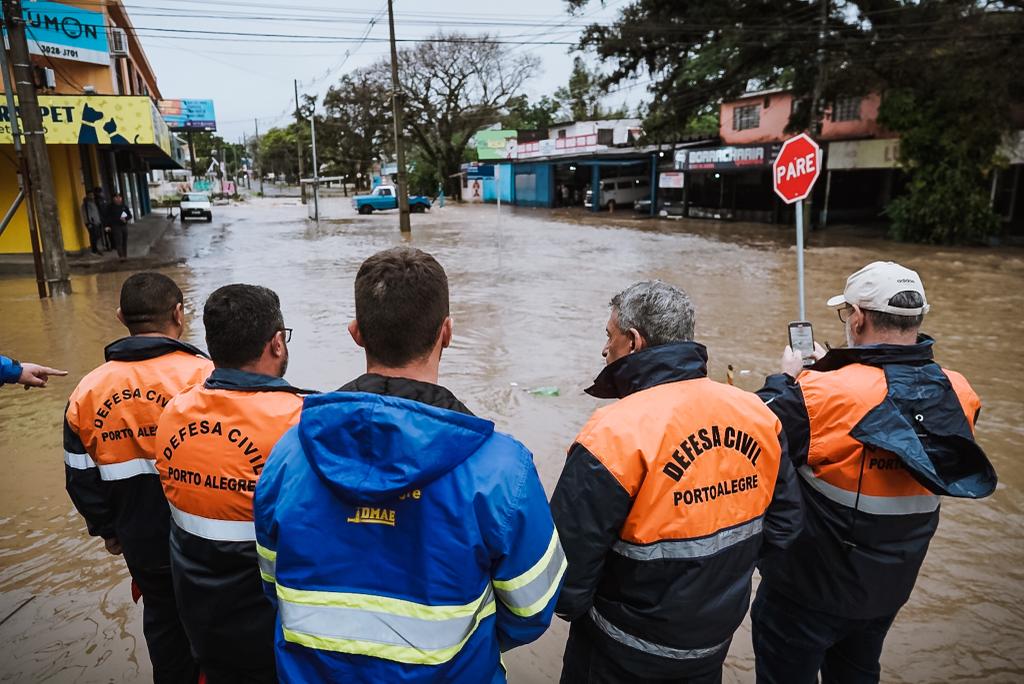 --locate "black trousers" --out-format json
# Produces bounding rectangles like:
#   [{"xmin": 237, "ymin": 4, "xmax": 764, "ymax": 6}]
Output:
[
  {"xmin": 124, "ymin": 559, "xmax": 199, "ymax": 684},
  {"xmin": 86, "ymin": 223, "xmax": 103, "ymax": 253},
  {"xmin": 751, "ymin": 586, "xmax": 898, "ymax": 684},
  {"xmin": 560, "ymin": 620, "xmax": 724, "ymax": 684},
  {"xmin": 110, "ymin": 224, "xmax": 128, "ymax": 259}
]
